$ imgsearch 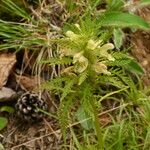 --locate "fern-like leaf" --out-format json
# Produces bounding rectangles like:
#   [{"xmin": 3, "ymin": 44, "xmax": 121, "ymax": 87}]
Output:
[
  {"xmin": 99, "ymin": 75, "xmax": 127, "ymax": 88},
  {"xmin": 40, "ymin": 57, "xmax": 72, "ymax": 66},
  {"xmin": 58, "ymin": 96, "xmax": 74, "ymax": 141},
  {"xmin": 78, "ymin": 71, "xmax": 88, "ymax": 85},
  {"xmin": 60, "ymin": 79, "xmax": 75, "ymax": 101}
]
